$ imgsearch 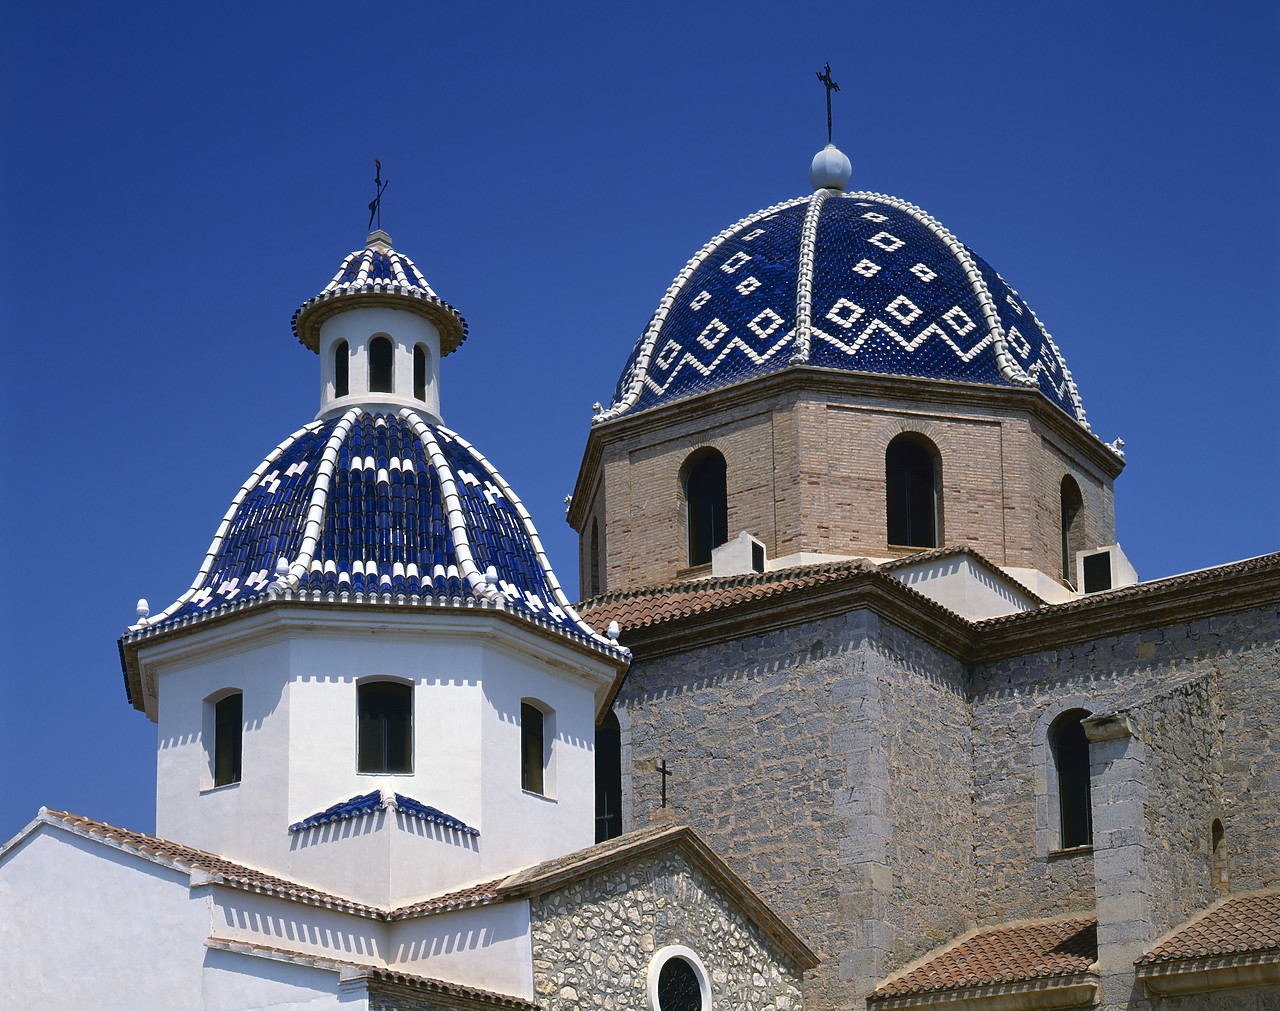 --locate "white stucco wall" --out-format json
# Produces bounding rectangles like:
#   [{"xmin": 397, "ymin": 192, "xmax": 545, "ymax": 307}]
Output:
[
  {"xmin": 0, "ymin": 826, "xmax": 211, "ymax": 1010},
  {"xmin": 143, "ymin": 606, "xmax": 613, "ymax": 906},
  {"xmin": 889, "ymin": 555, "xmax": 1040, "ymax": 619},
  {"xmin": 388, "ymin": 901, "xmax": 534, "ymax": 998},
  {"xmin": 317, "ymin": 306, "xmax": 442, "ymax": 421},
  {"xmin": 202, "ymin": 948, "xmax": 362, "ymax": 1011}
]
